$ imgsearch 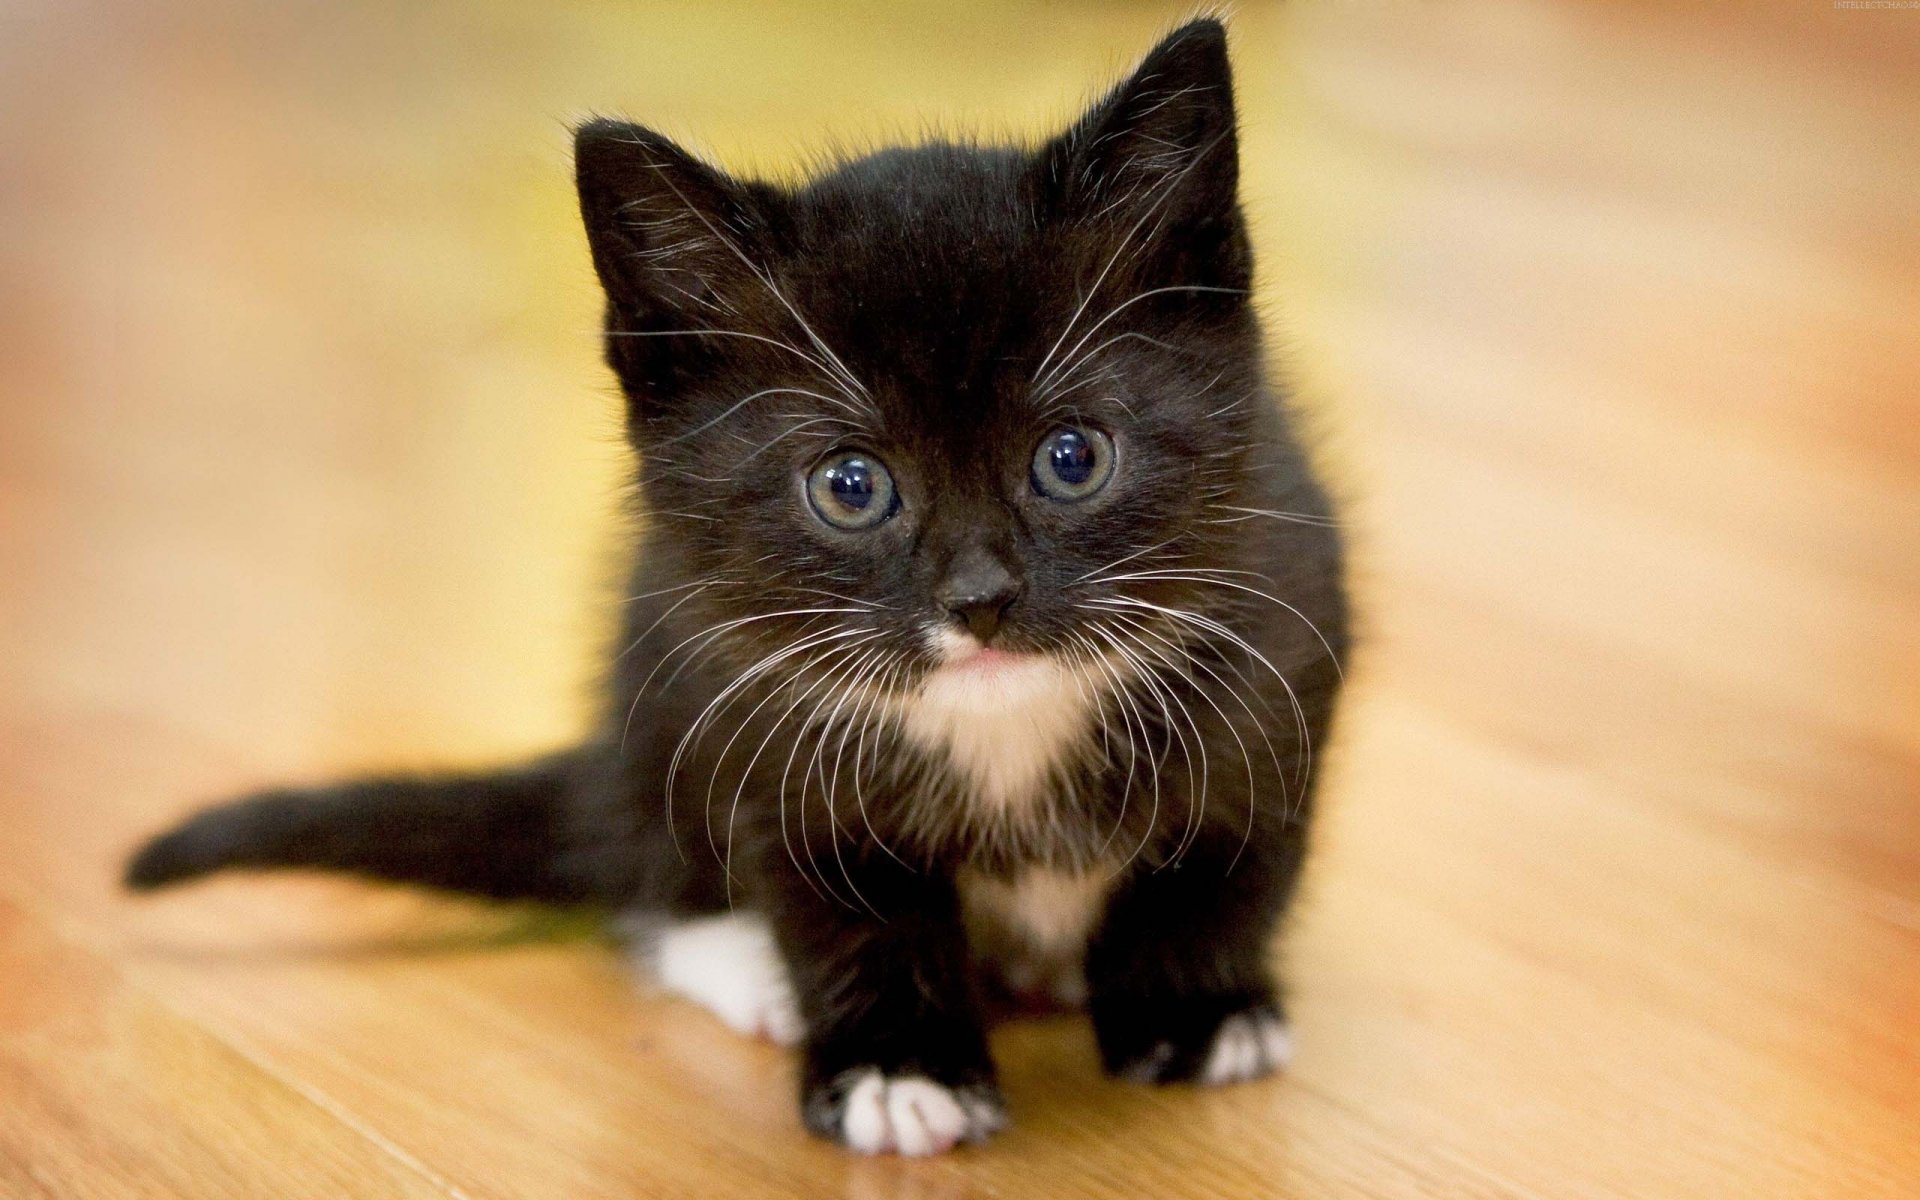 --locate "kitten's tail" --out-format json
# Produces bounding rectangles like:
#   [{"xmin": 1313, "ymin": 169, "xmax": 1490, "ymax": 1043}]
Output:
[{"xmin": 124, "ymin": 751, "xmax": 595, "ymax": 903}]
